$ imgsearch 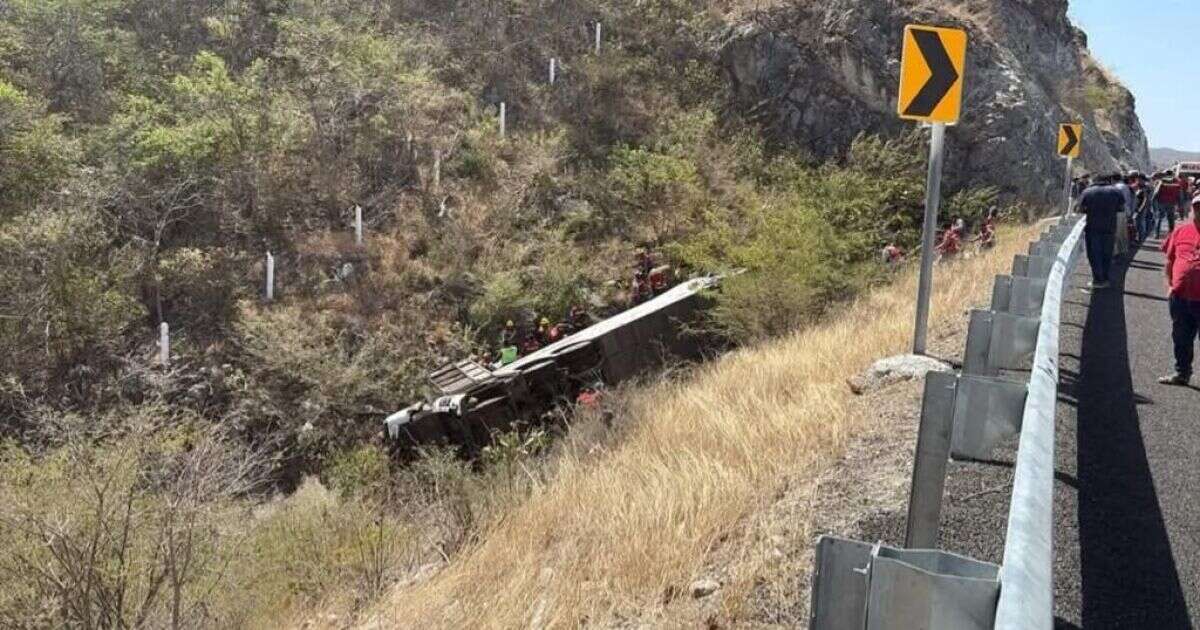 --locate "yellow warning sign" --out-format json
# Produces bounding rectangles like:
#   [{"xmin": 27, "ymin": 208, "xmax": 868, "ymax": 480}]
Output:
[
  {"xmin": 898, "ymin": 25, "xmax": 968, "ymax": 124},
  {"xmin": 1057, "ymin": 123, "xmax": 1082, "ymax": 158}
]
